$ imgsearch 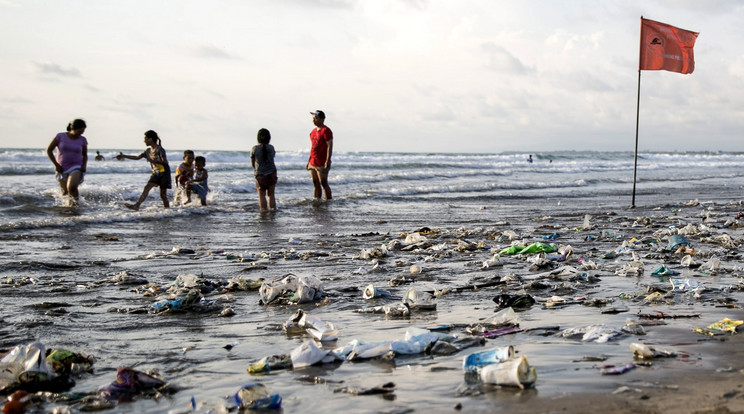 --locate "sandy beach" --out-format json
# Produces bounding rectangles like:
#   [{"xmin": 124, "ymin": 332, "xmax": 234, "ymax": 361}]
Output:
[{"xmin": 3, "ymin": 150, "xmax": 744, "ymax": 413}]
